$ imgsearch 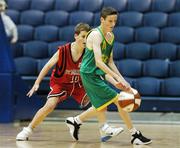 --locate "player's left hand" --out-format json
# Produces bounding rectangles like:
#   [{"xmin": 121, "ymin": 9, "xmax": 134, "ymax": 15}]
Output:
[
  {"xmin": 11, "ymin": 37, "xmax": 17, "ymax": 44},
  {"xmin": 26, "ymin": 84, "xmax": 39, "ymax": 97}
]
